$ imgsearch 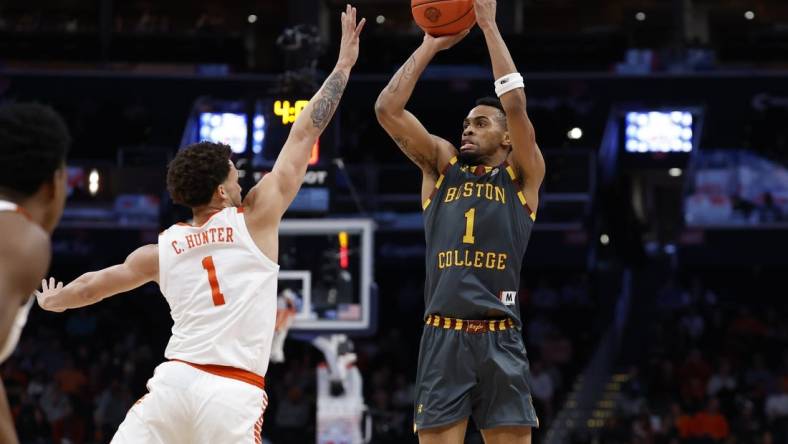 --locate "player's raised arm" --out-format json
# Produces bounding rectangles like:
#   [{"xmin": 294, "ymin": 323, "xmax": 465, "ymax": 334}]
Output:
[
  {"xmin": 35, "ymin": 244, "xmax": 158, "ymax": 312},
  {"xmin": 243, "ymin": 5, "xmax": 364, "ymax": 220},
  {"xmin": 374, "ymin": 33, "xmax": 467, "ymax": 180},
  {"xmin": 475, "ymin": 0, "xmax": 545, "ymax": 204}
]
